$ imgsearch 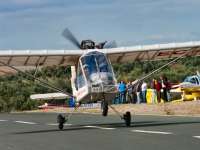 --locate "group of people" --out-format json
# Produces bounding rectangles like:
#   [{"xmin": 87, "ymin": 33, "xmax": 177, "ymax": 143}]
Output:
[
  {"xmin": 113, "ymin": 80, "xmax": 148, "ymax": 104},
  {"xmin": 112, "ymin": 76, "xmax": 172, "ymax": 104},
  {"xmin": 82, "ymin": 62, "xmax": 172, "ymax": 104},
  {"xmin": 151, "ymin": 76, "xmax": 171, "ymax": 103}
]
